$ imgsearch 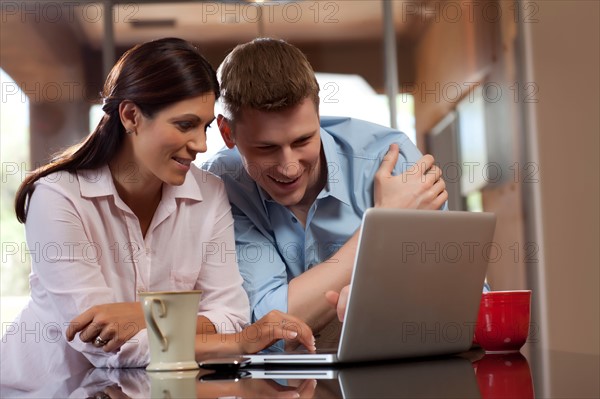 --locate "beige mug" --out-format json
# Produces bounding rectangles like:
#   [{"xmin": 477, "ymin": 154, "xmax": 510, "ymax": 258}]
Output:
[{"xmin": 140, "ymin": 290, "xmax": 202, "ymax": 371}]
